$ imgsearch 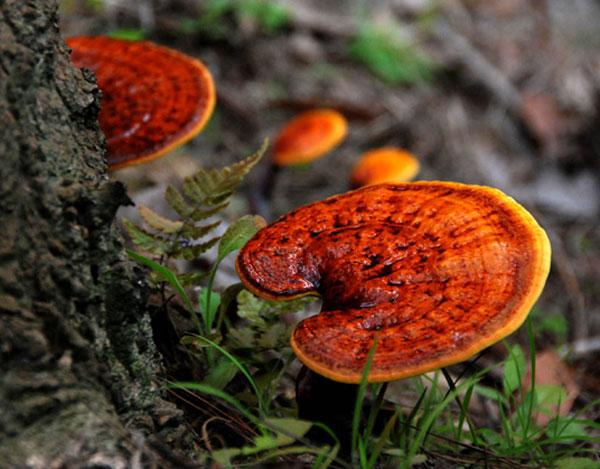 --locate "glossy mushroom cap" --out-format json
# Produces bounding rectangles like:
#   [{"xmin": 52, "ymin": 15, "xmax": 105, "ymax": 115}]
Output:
[
  {"xmin": 67, "ymin": 36, "xmax": 215, "ymax": 170},
  {"xmin": 236, "ymin": 182, "xmax": 551, "ymax": 383},
  {"xmin": 273, "ymin": 109, "xmax": 347, "ymax": 166},
  {"xmin": 351, "ymin": 148, "xmax": 420, "ymax": 186}
]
